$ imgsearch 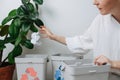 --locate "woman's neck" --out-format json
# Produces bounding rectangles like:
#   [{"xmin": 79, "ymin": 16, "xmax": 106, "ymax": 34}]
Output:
[
  {"xmin": 112, "ymin": 14, "xmax": 120, "ymax": 24},
  {"xmin": 111, "ymin": 3, "xmax": 120, "ymax": 23}
]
